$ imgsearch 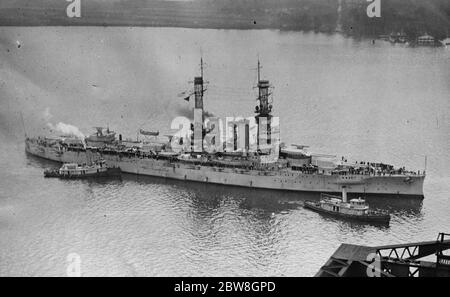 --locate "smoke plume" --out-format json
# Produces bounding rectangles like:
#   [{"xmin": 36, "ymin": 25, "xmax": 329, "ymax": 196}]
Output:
[
  {"xmin": 176, "ymin": 107, "xmax": 215, "ymax": 120},
  {"xmin": 47, "ymin": 122, "xmax": 85, "ymax": 139}
]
